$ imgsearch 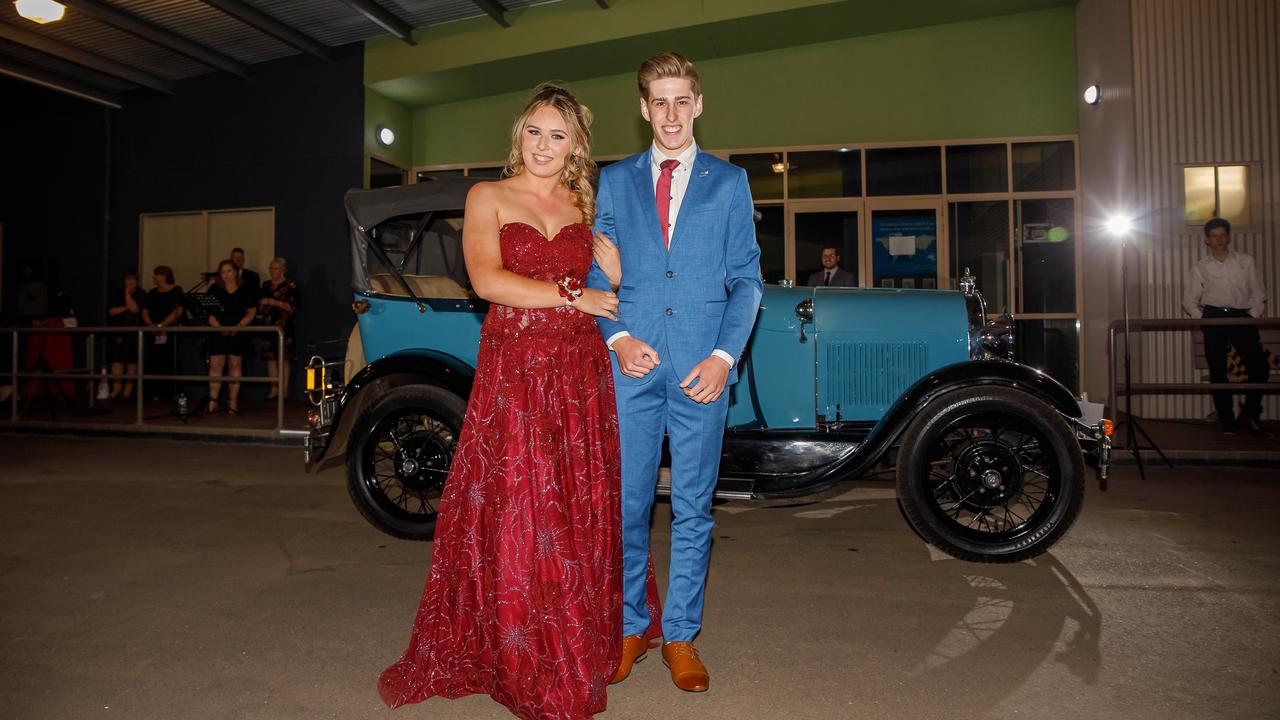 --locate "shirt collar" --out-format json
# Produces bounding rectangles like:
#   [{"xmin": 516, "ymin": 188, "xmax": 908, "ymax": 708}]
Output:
[{"xmin": 650, "ymin": 141, "xmax": 698, "ymax": 172}]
